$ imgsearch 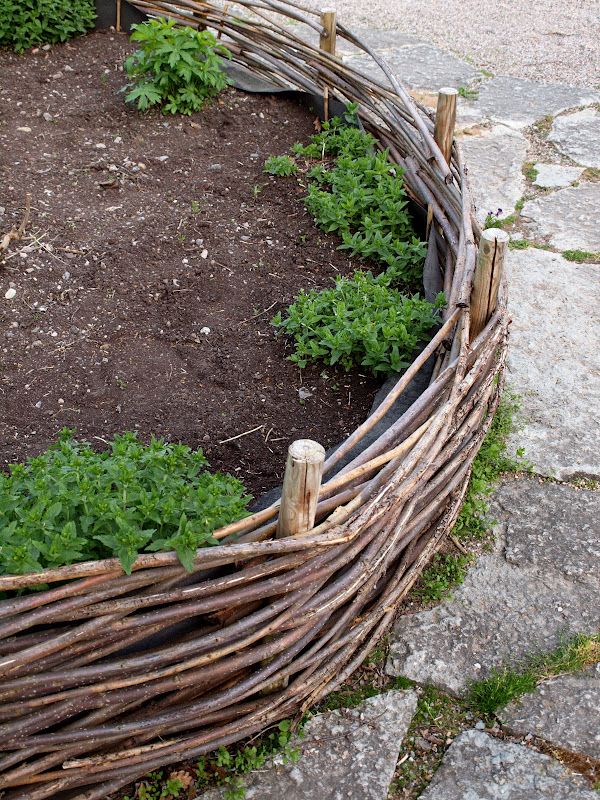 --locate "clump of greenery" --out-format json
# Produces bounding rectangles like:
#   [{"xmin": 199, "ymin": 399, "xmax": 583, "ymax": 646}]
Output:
[
  {"xmin": 123, "ymin": 18, "xmax": 231, "ymax": 114},
  {"xmin": 269, "ymin": 109, "xmax": 436, "ymax": 376},
  {"xmin": 562, "ymin": 249, "xmax": 600, "ymax": 263},
  {"xmin": 196, "ymin": 720, "xmax": 301, "ymax": 799},
  {"xmin": 293, "ymin": 119, "xmax": 426, "ymax": 286},
  {"xmin": 263, "ymin": 155, "xmax": 298, "ymax": 176},
  {"xmin": 467, "ymin": 633, "xmax": 600, "ymax": 718},
  {"xmin": 272, "ymin": 272, "xmax": 443, "ymax": 376},
  {"xmin": 522, "ymin": 162, "xmax": 539, "ymax": 182},
  {"xmin": 0, "ymin": 429, "xmax": 250, "ymax": 577},
  {"xmin": 416, "ymin": 553, "xmax": 473, "ymax": 603},
  {"xmin": 0, "ymin": 0, "xmax": 96, "ymax": 52},
  {"xmin": 457, "ymin": 85, "xmax": 478, "ymax": 100},
  {"xmin": 453, "ymin": 392, "xmax": 529, "ymax": 542}
]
